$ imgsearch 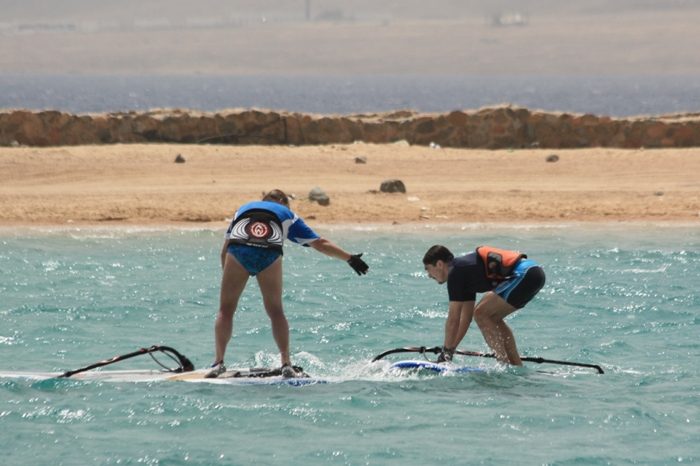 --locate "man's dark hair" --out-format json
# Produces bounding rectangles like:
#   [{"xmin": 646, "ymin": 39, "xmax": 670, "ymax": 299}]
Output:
[
  {"xmin": 262, "ymin": 189, "xmax": 289, "ymax": 207},
  {"xmin": 423, "ymin": 245, "xmax": 454, "ymax": 265}
]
